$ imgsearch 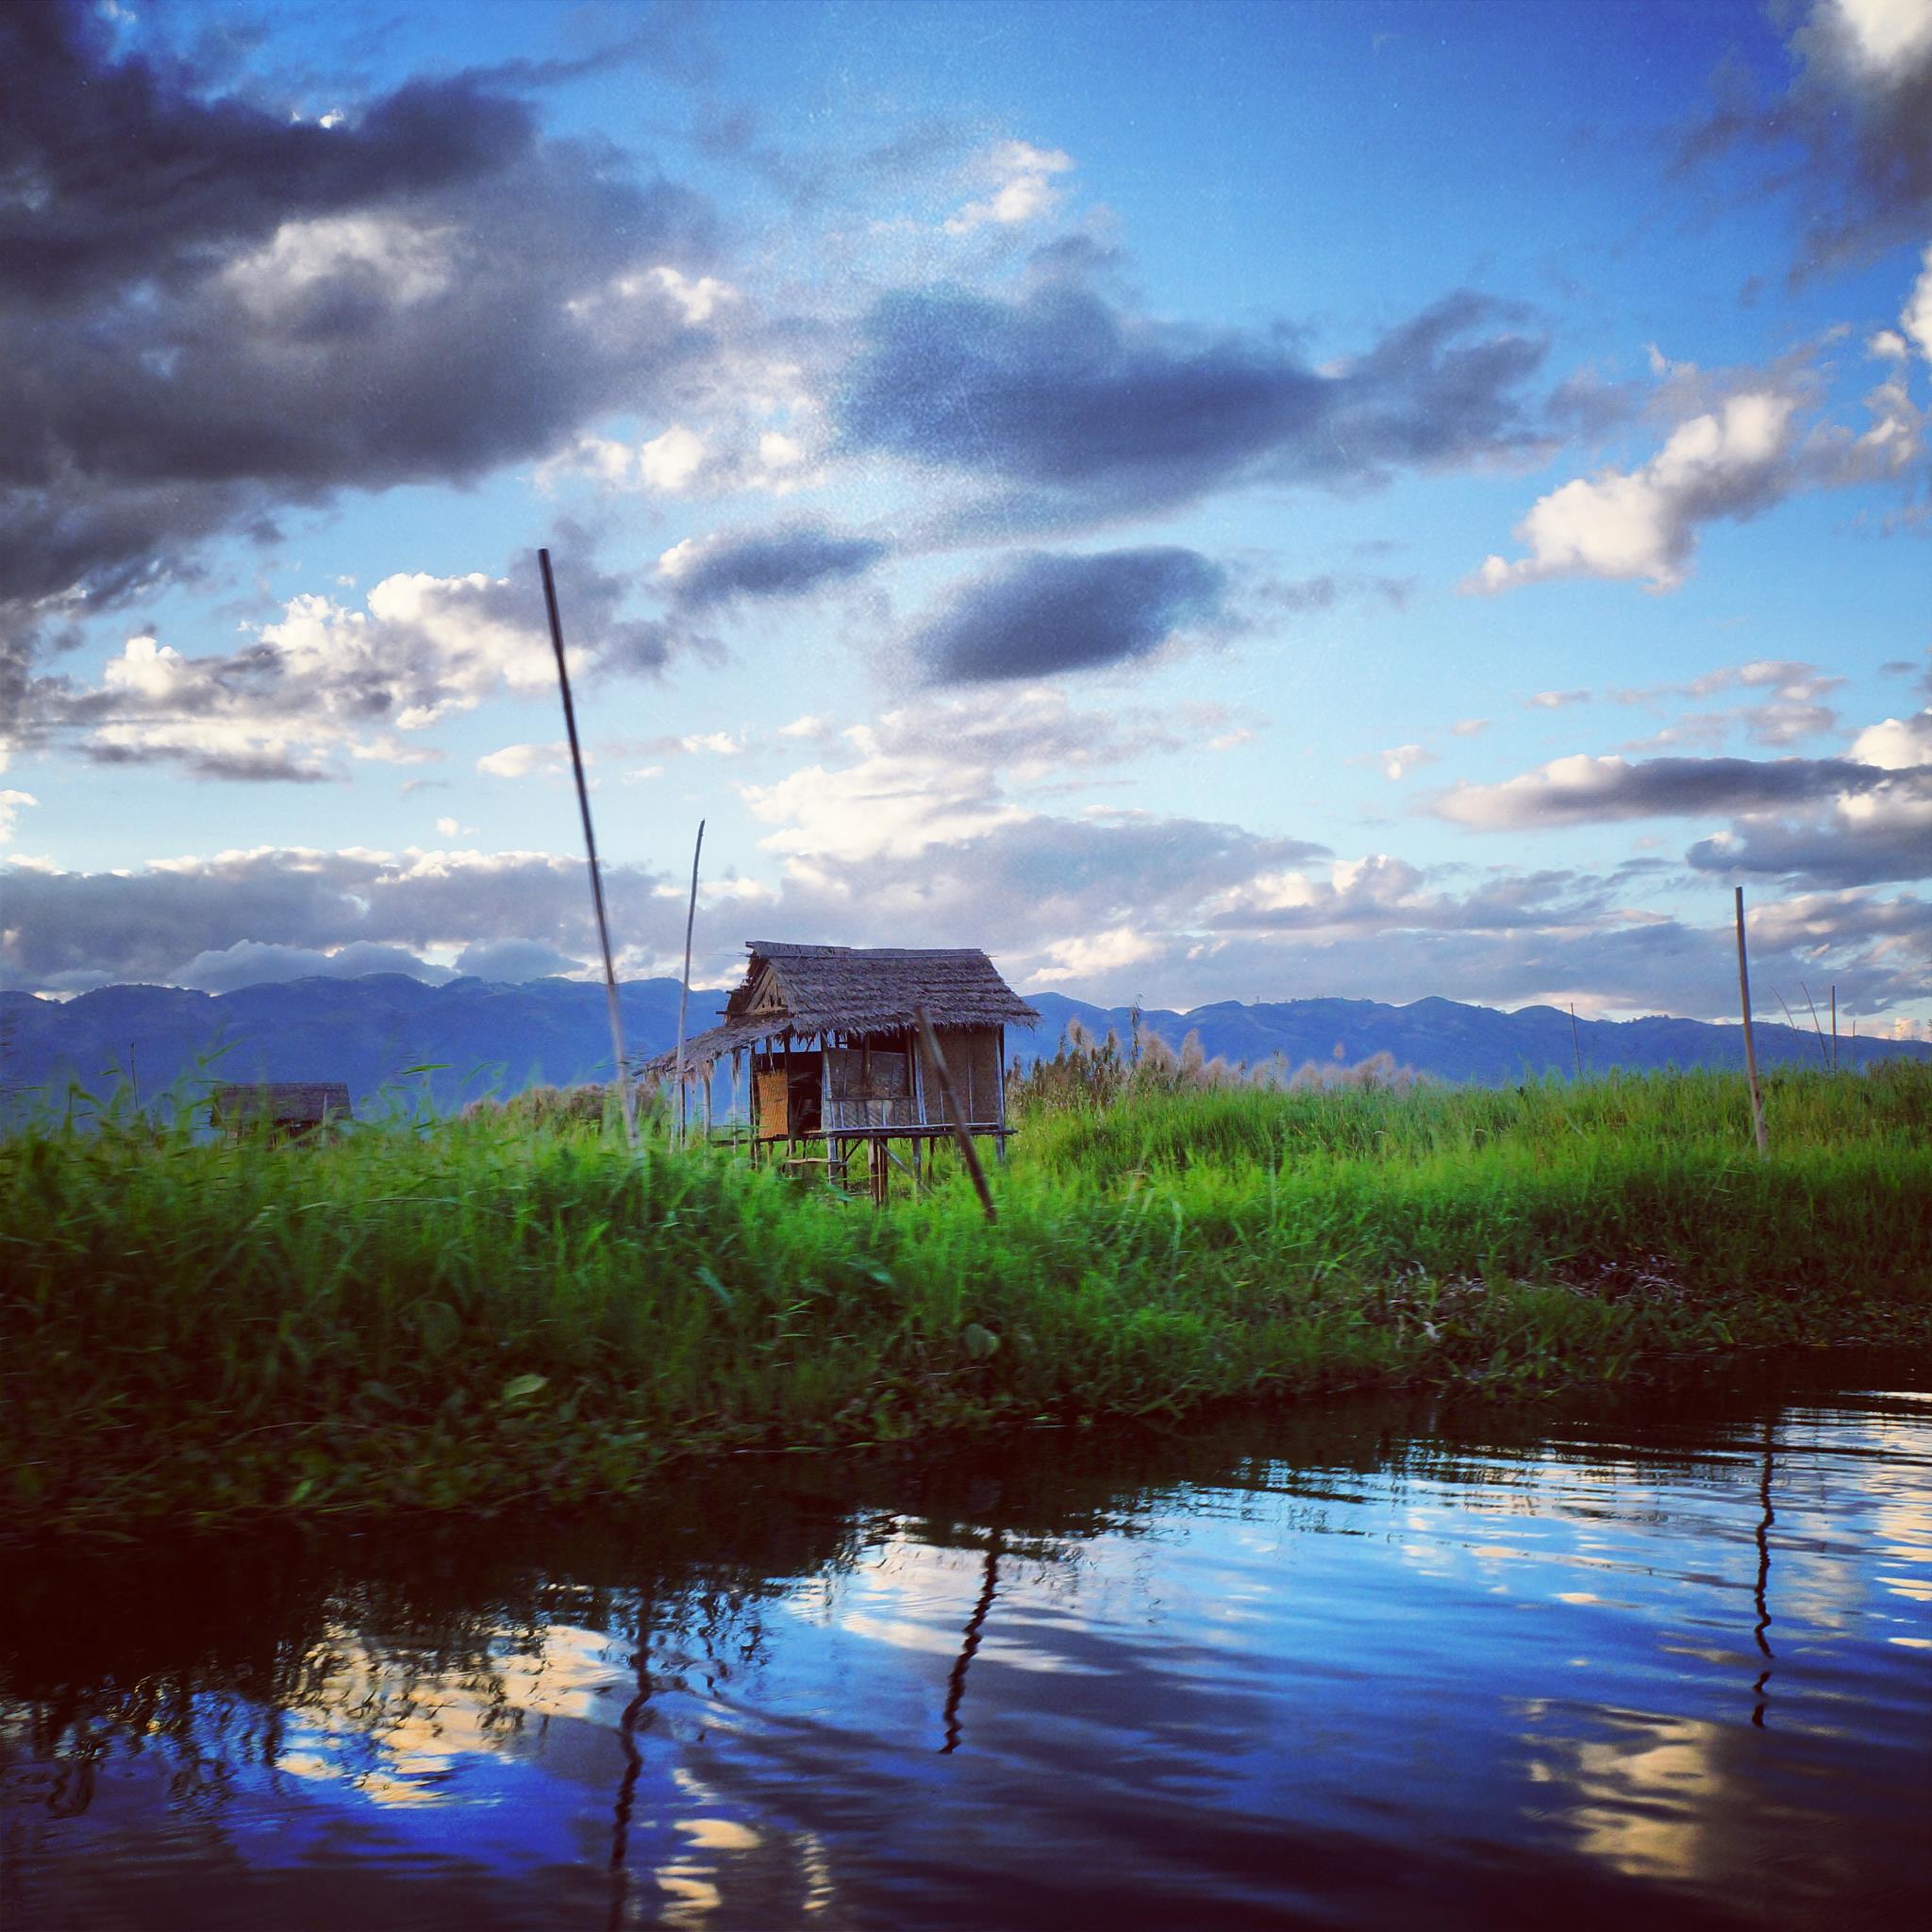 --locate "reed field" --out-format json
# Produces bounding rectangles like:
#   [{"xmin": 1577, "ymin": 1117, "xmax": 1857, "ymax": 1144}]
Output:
[{"xmin": 4, "ymin": 1058, "xmax": 1930, "ymax": 1534}]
